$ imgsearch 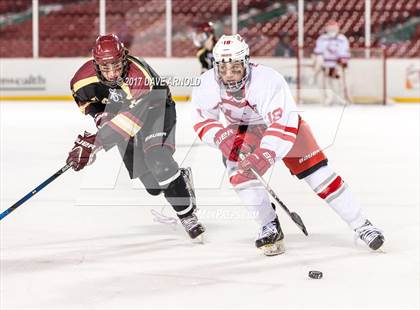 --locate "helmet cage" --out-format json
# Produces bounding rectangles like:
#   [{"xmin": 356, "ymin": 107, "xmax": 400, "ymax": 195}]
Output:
[
  {"xmin": 92, "ymin": 34, "xmax": 129, "ymax": 87},
  {"xmin": 93, "ymin": 50, "xmax": 128, "ymax": 87},
  {"xmin": 213, "ymin": 56, "xmax": 250, "ymax": 92}
]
